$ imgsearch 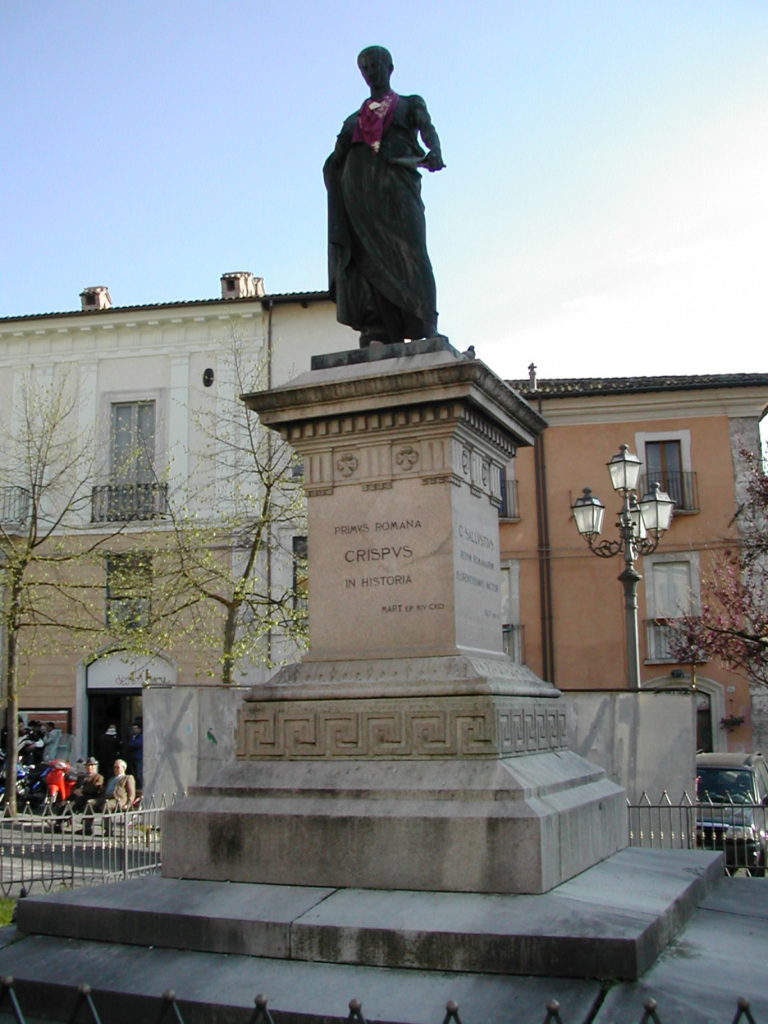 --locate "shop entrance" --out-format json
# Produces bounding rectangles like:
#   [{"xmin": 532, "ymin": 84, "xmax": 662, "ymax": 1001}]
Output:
[
  {"xmin": 84, "ymin": 651, "xmax": 175, "ymax": 786},
  {"xmin": 87, "ymin": 690, "xmax": 142, "ymax": 766}
]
